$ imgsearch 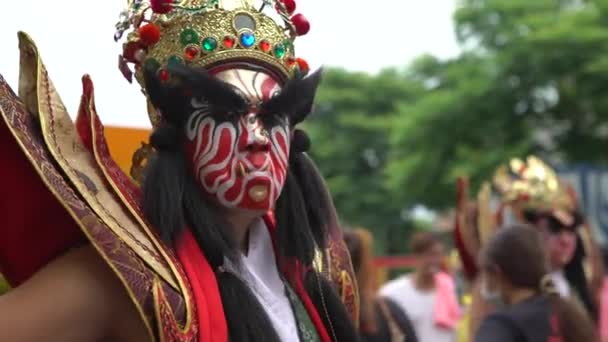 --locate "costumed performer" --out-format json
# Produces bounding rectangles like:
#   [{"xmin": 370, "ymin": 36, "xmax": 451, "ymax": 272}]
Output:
[{"xmin": 0, "ymin": 0, "xmax": 359, "ymax": 341}]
